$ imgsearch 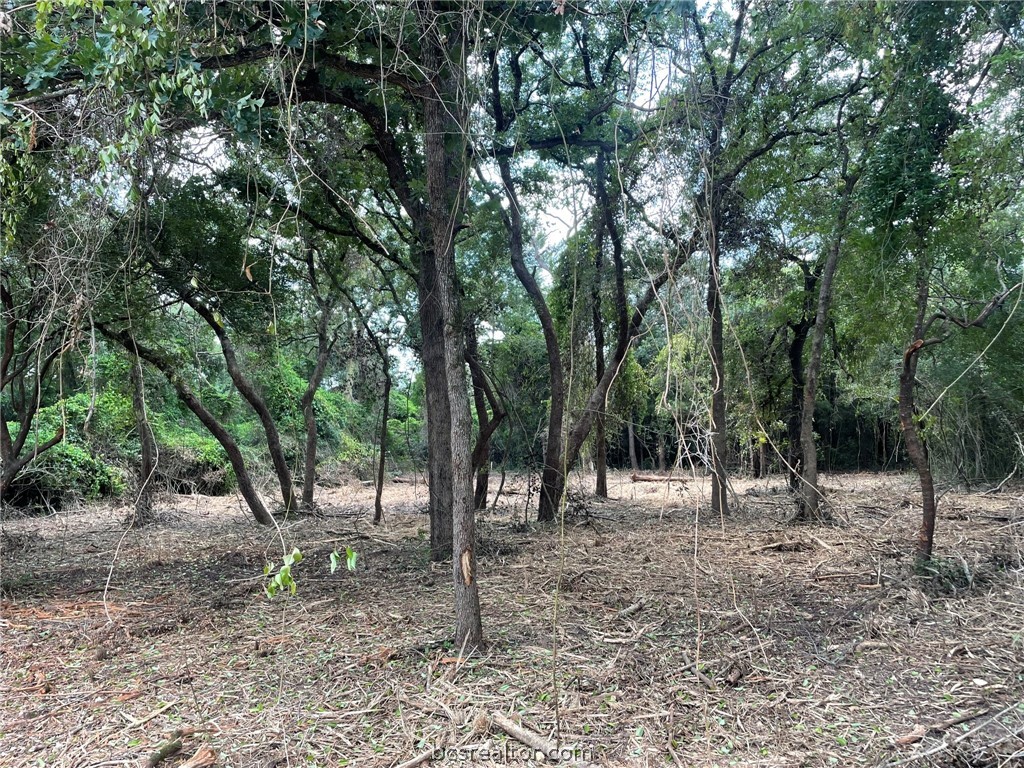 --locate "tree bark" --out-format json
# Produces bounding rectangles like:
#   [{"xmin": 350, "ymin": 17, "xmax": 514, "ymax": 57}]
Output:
[
  {"xmin": 128, "ymin": 344, "xmax": 157, "ymax": 526},
  {"xmin": 466, "ymin": 321, "xmax": 504, "ymax": 512},
  {"xmin": 627, "ymin": 418, "xmax": 639, "ymax": 472},
  {"xmin": 375, "ymin": 368, "xmax": 391, "ymax": 525},
  {"xmin": 417, "ymin": 1, "xmax": 481, "ymax": 650},
  {"xmin": 100, "ymin": 325, "xmax": 273, "ymax": 526},
  {"xmin": 707, "ymin": 236, "xmax": 730, "ymax": 517},
  {"xmin": 299, "ymin": 300, "xmax": 334, "ymax": 509},
  {"xmin": 592, "ymin": 167, "xmax": 608, "ymax": 498},
  {"xmin": 901, "ymin": 276, "xmax": 936, "ymax": 564}
]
